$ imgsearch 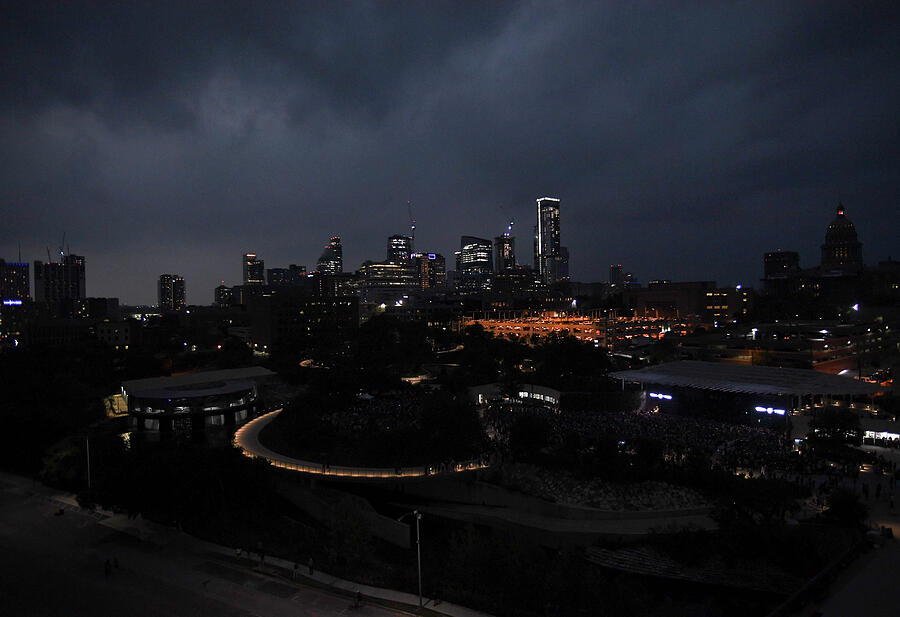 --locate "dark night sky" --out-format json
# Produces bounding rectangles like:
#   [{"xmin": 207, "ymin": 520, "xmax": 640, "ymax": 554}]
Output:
[{"xmin": 1, "ymin": 2, "xmax": 898, "ymax": 305}]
